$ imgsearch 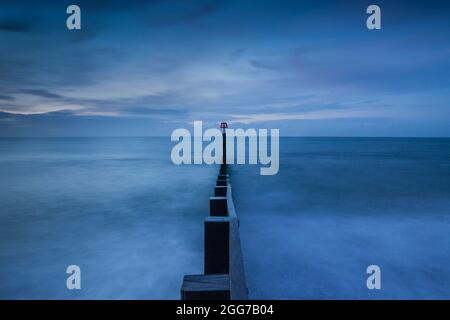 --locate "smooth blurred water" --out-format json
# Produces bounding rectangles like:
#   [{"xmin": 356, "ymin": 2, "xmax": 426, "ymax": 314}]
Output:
[
  {"xmin": 232, "ymin": 138, "xmax": 450, "ymax": 299},
  {"xmin": 1, "ymin": 137, "xmax": 450, "ymax": 299},
  {"xmin": 0, "ymin": 138, "xmax": 217, "ymax": 299}
]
